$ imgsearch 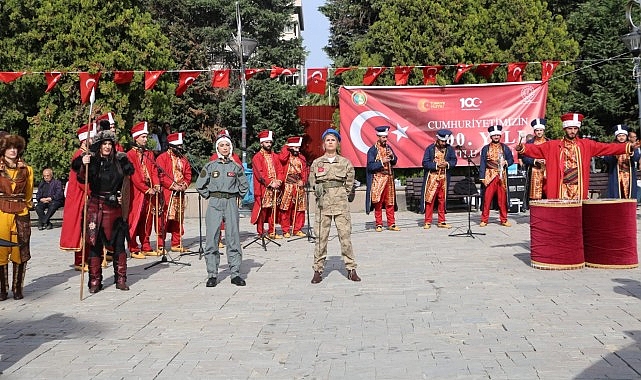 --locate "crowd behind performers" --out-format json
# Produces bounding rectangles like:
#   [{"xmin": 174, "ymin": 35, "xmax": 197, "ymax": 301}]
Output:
[{"xmin": 0, "ymin": 112, "xmax": 639, "ymax": 300}]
